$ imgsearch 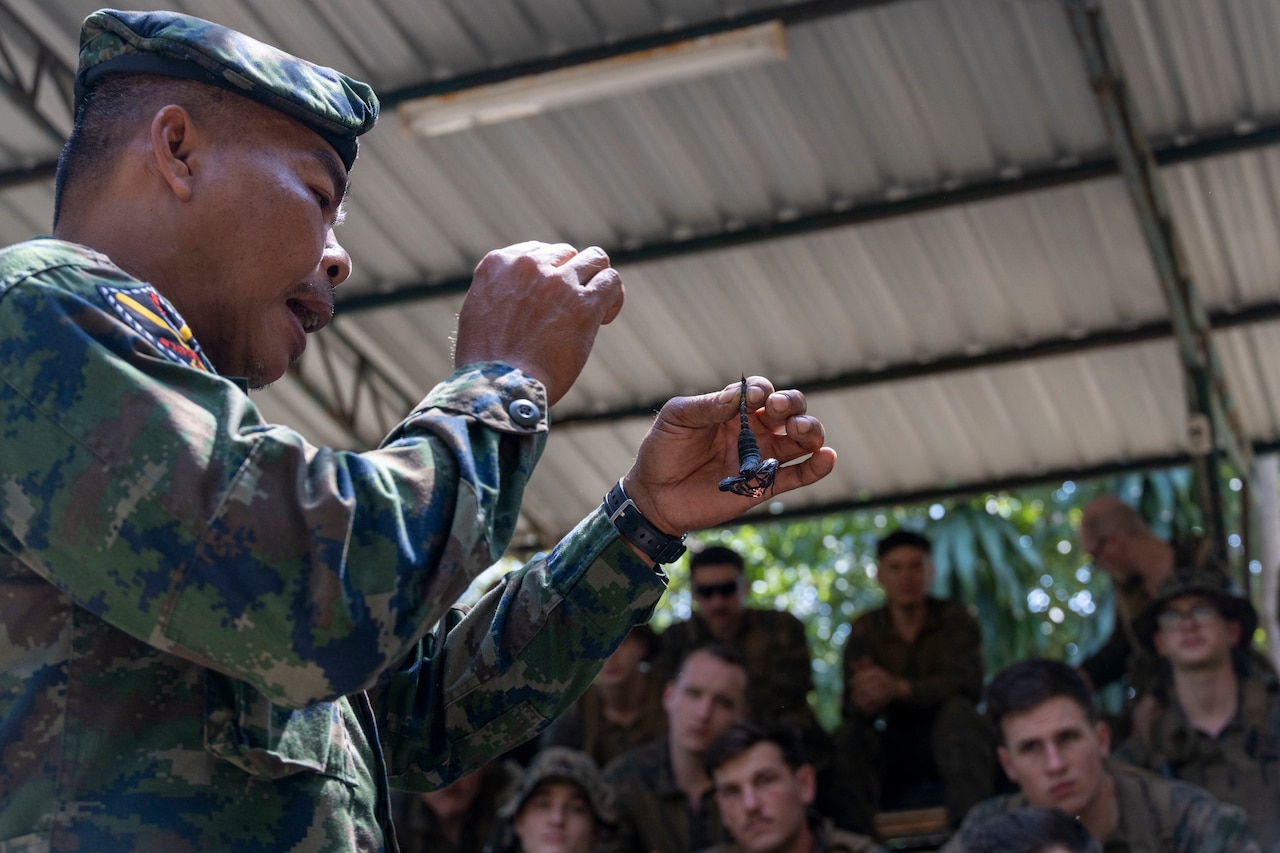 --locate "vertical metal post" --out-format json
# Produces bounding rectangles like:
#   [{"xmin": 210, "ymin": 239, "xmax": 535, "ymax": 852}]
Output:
[{"xmin": 1062, "ymin": 0, "xmax": 1252, "ymax": 563}]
